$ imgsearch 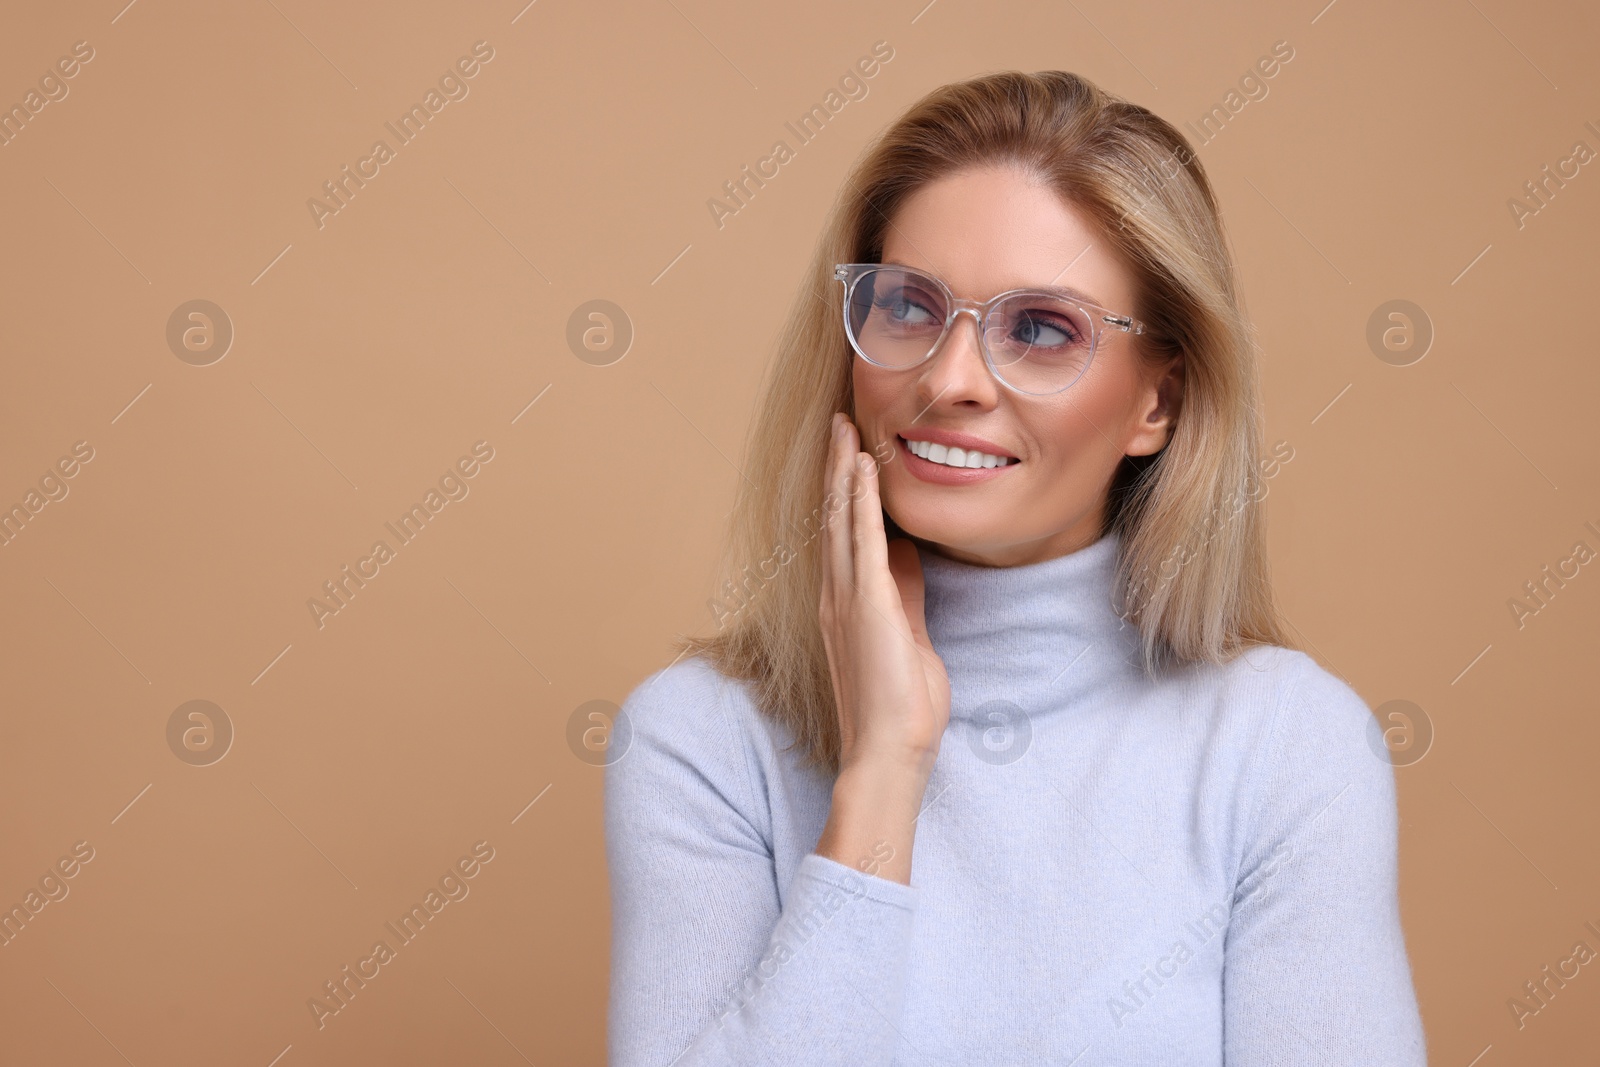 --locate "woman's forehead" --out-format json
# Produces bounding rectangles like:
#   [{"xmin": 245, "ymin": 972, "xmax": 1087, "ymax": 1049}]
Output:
[{"xmin": 880, "ymin": 166, "xmax": 1129, "ymax": 308}]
